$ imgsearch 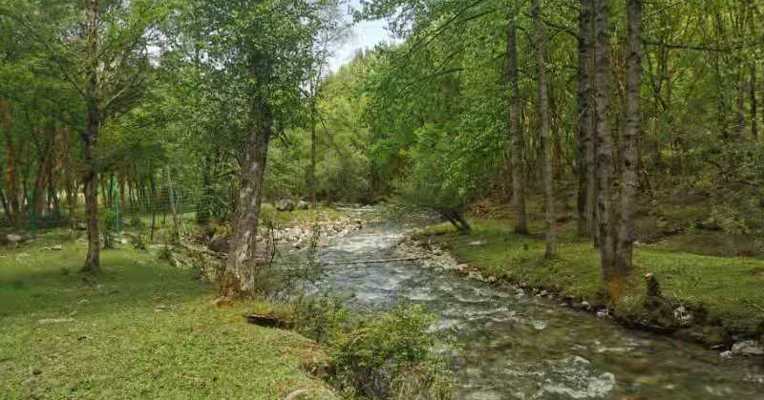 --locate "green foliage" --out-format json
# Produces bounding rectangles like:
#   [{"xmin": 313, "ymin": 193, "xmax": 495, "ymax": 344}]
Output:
[{"xmin": 329, "ymin": 305, "xmax": 451, "ymax": 400}]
